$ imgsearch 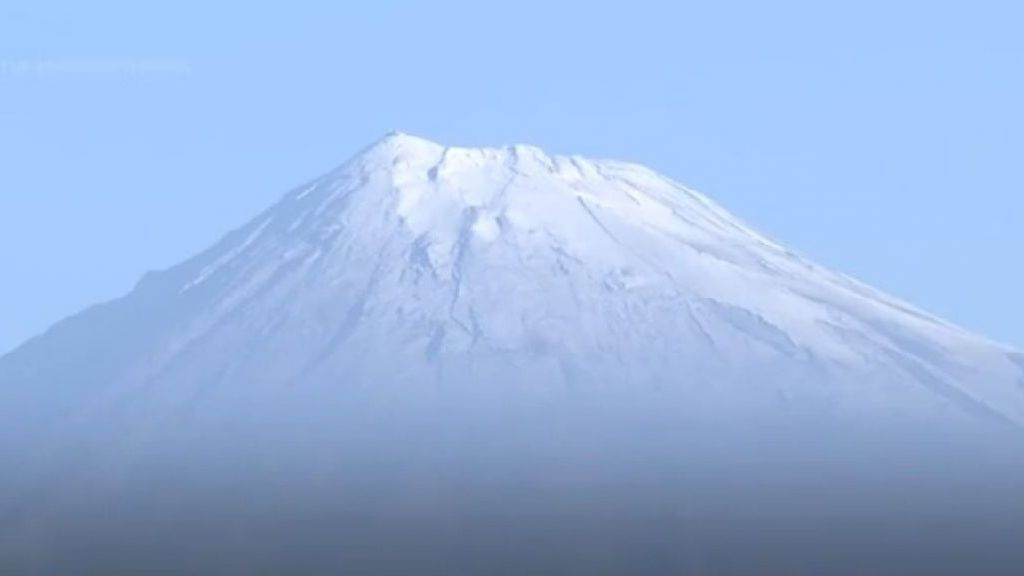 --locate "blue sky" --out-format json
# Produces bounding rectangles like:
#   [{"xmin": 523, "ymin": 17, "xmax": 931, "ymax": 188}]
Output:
[{"xmin": 1, "ymin": 1, "xmax": 1021, "ymax": 353}]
